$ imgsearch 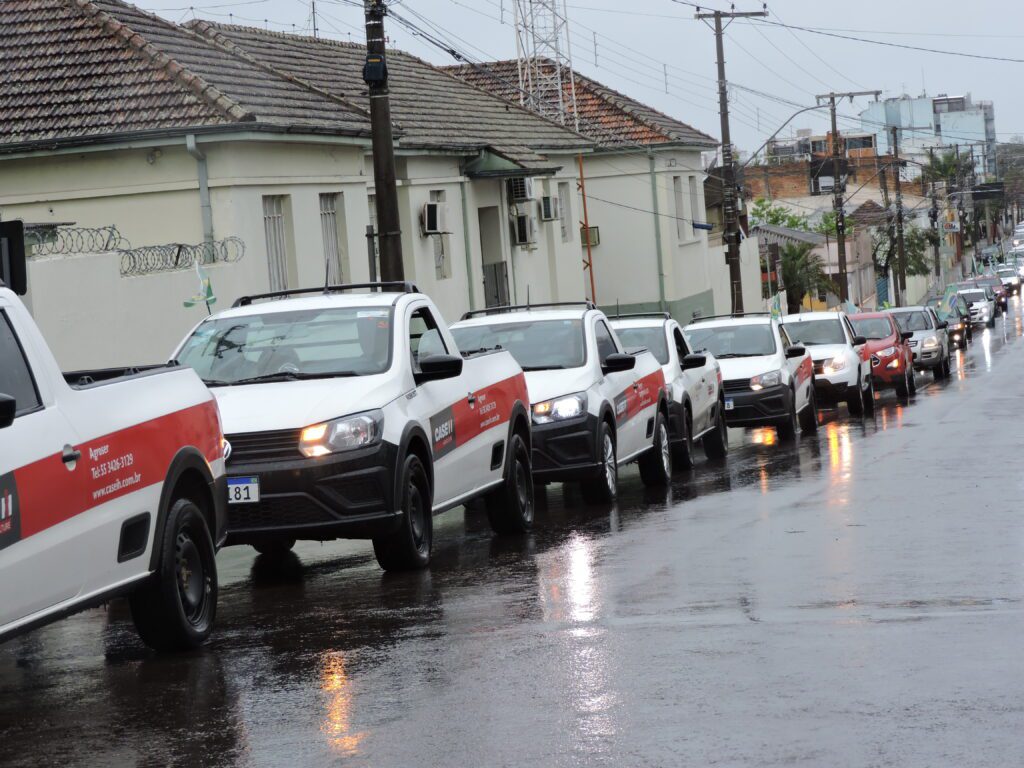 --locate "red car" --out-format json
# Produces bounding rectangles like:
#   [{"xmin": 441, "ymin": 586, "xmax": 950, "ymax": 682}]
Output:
[{"xmin": 849, "ymin": 313, "xmax": 916, "ymax": 398}]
